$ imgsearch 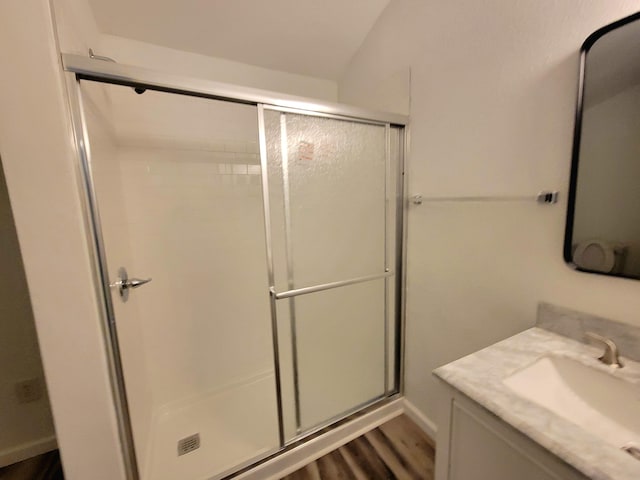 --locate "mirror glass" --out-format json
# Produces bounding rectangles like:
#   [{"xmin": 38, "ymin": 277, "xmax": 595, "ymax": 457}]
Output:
[{"xmin": 566, "ymin": 13, "xmax": 640, "ymax": 279}]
